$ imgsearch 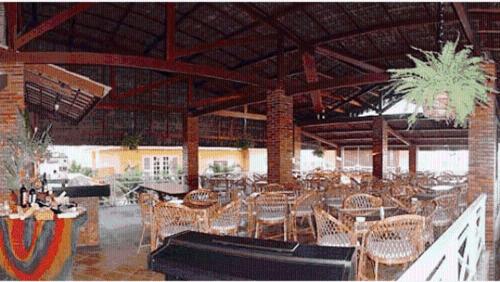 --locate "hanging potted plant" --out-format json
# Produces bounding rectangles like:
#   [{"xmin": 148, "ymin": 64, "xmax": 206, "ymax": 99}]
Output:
[
  {"xmin": 313, "ymin": 146, "xmax": 324, "ymax": 158},
  {"xmin": 387, "ymin": 38, "xmax": 494, "ymax": 127},
  {"xmin": 235, "ymin": 138, "xmax": 253, "ymax": 150},
  {"xmin": 121, "ymin": 134, "xmax": 142, "ymax": 150}
]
